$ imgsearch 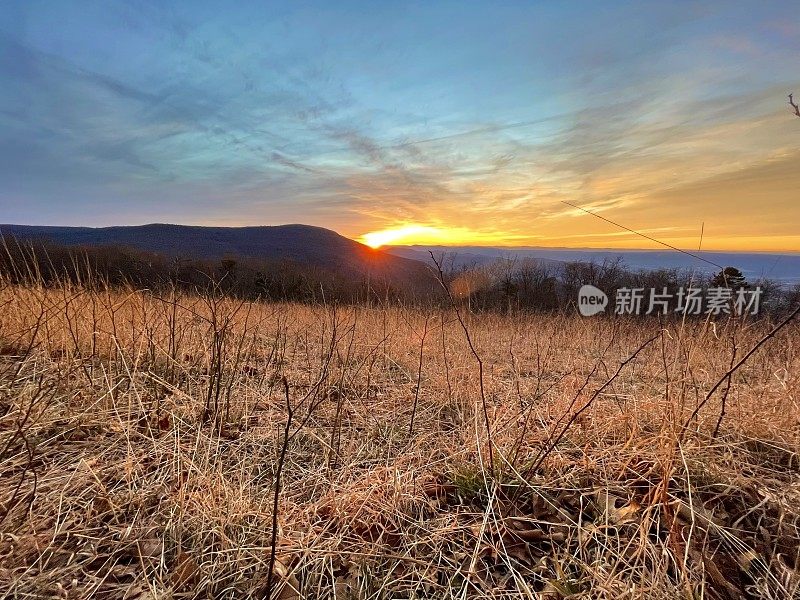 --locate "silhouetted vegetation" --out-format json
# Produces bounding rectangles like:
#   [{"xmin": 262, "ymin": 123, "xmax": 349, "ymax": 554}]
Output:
[
  {"xmin": 711, "ymin": 266, "xmax": 748, "ymax": 289},
  {"xmin": 1, "ymin": 238, "xmax": 795, "ymax": 316},
  {"xmin": 437, "ymin": 253, "xmax": 794, "ymax": 316},
  {"xmin": 0, "ymin": 238, "xmax": 421, "ymax": 304}
]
